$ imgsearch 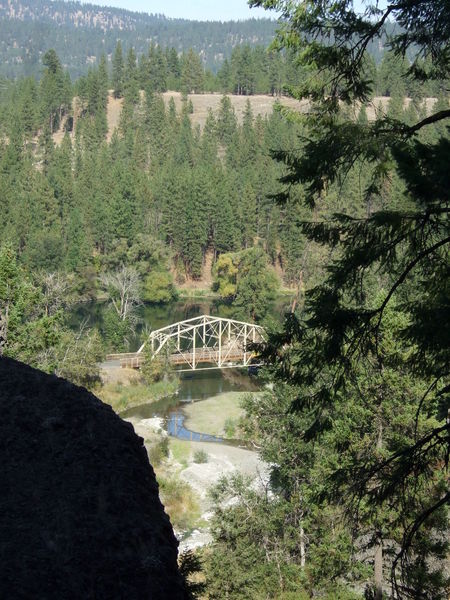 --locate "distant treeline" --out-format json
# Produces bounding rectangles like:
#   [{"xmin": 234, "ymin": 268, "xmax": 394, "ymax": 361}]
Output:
[
  {"xmin": 1, "ymin": 0, "xmax": 277, "ymax": 78},
  {"xmin": 86, "ymin": 41, "xmax": 447, "ymax": 100}
]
